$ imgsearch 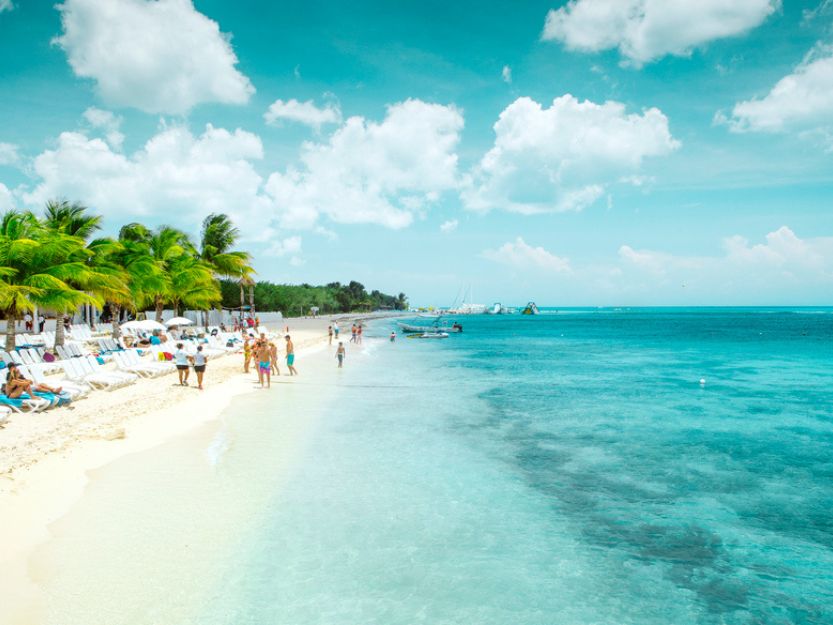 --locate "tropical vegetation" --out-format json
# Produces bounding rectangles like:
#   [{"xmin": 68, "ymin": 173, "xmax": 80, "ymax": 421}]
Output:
[
  {"xmin": 0, "ymin": 201, "xmax": 407, "ymax": 349},
  {"xmin": 0, "ymin": 202, "xmax": 251, "ymax": 349},
  {"xmin": 218, "ymin": 279, "xmax": 407, "ymax": 316}
]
